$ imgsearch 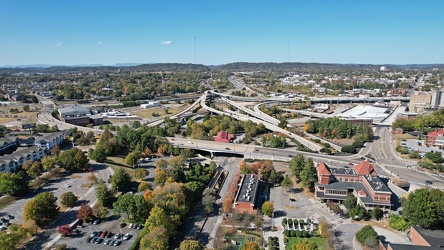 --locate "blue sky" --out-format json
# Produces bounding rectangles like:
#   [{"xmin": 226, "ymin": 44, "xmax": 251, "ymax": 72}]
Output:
[{"xmin": 1, "ymin": 0, "xmax": 443, "ymax": 66}]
